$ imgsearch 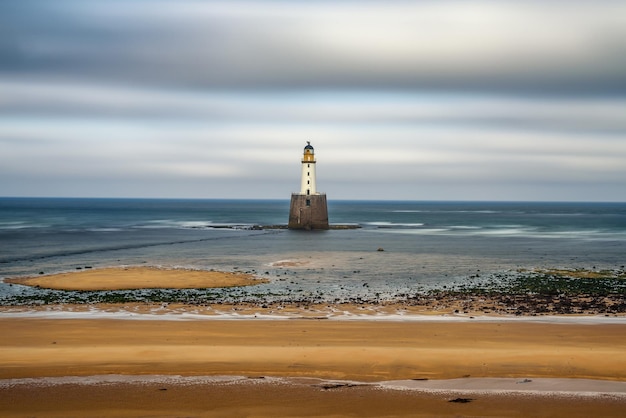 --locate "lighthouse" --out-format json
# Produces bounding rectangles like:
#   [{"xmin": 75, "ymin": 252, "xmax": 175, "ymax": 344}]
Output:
[{"xmin": 288, "ymin": 142, "xmax": 329, "ymax": 230}]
